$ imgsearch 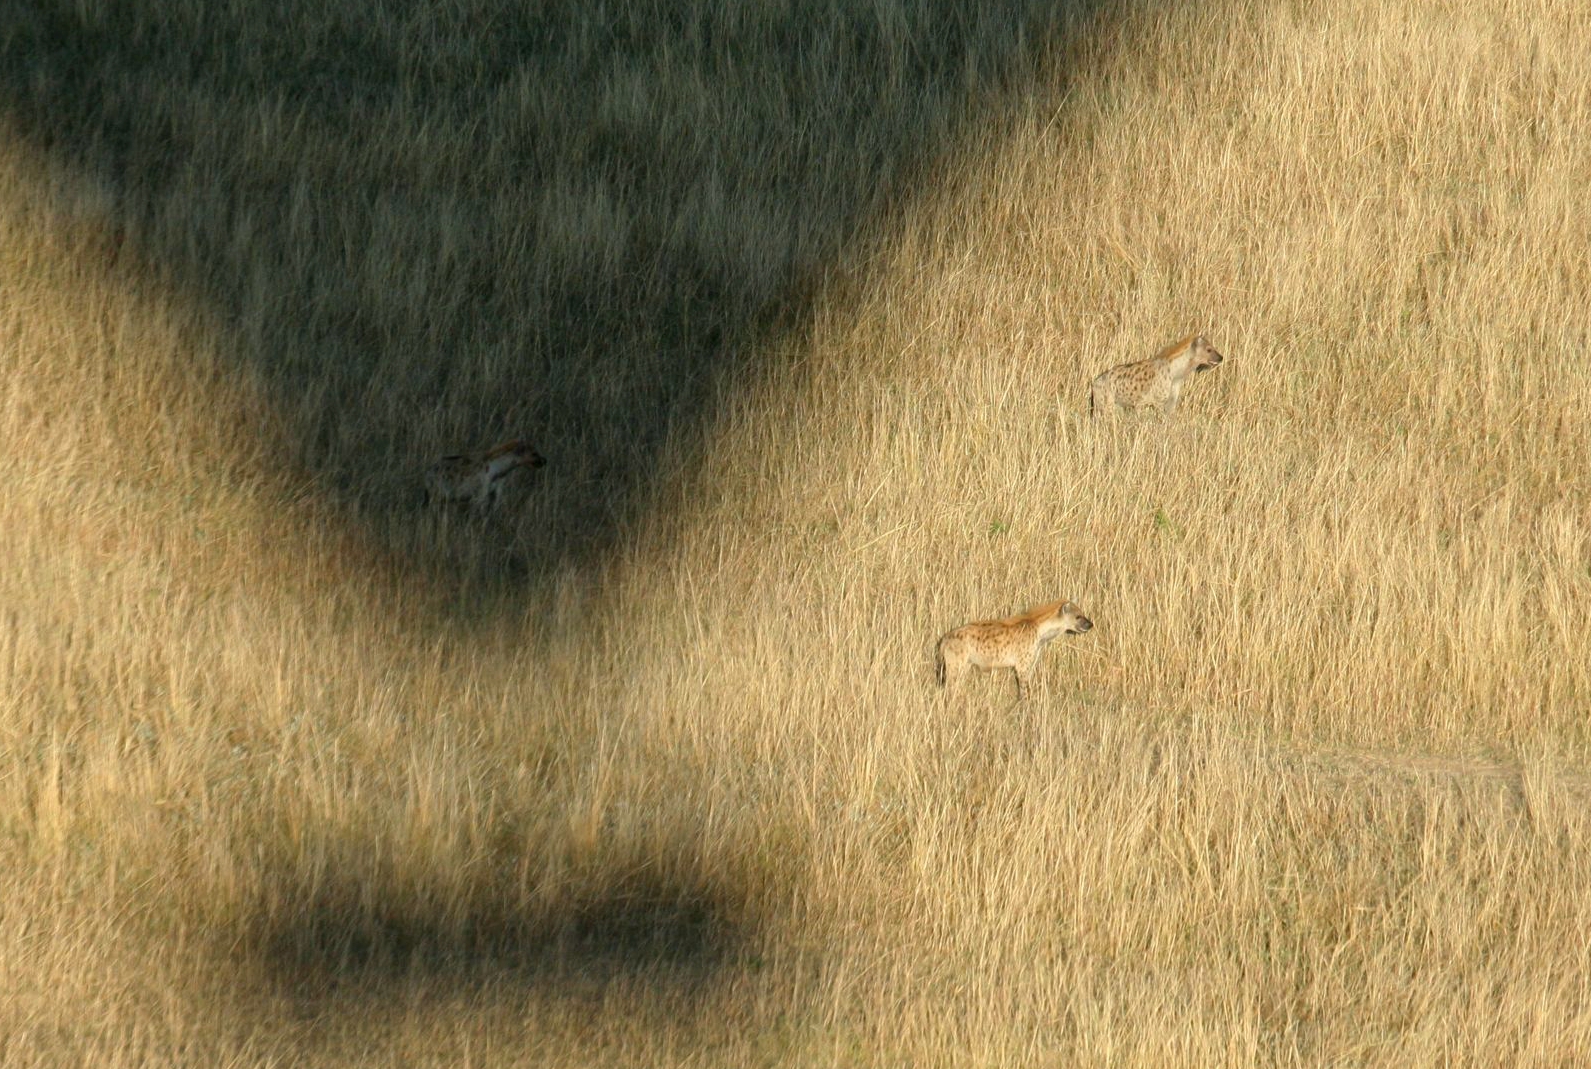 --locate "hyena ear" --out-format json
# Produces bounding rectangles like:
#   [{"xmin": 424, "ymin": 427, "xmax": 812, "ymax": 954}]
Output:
[{"xmin": 1194, "ymin": 333, "xmax": 1208, "ymax": 347}]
